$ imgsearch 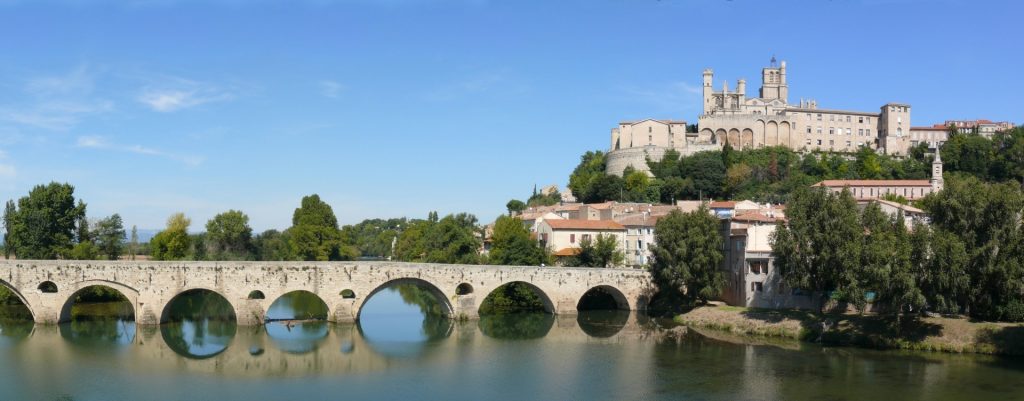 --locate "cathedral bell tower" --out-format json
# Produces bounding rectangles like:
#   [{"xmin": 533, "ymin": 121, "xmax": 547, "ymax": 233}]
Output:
[
  {"xmin": 931, "ymin": 150, "xmax": 944, "ymax": 192},
  {"xmin": 759, "ymin": 57, "xmax": 788, "ymax": 104}
]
